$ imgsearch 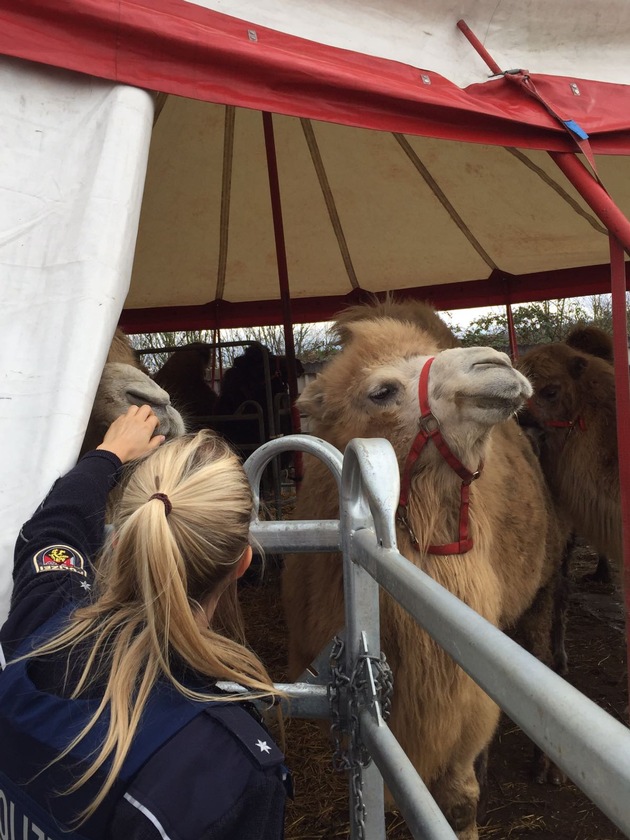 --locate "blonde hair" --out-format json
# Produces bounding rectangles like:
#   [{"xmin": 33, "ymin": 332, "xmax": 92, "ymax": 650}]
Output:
[{"xmin": 27, "ymin": 430, "xmax": 279, "ymax": 820}]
